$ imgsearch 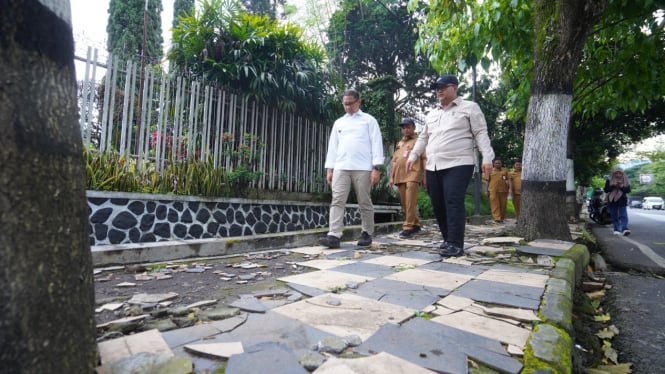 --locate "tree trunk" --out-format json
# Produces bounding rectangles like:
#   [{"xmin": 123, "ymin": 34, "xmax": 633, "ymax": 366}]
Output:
[
  {"xmin": 517, "ymin": 0, "xmax": 607, "ymax": 241},
  {"xmin": 0, "ymin": 1, "xmax": 97, "ymax": 372}
]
